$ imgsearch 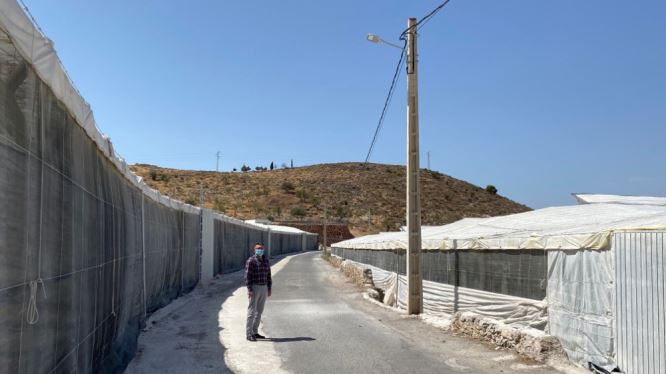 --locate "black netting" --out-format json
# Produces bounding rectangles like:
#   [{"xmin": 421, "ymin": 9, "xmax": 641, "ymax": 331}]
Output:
[
  {"xmin": 333, "ymin": 248, "xmax": 546, "ymax": 300},
  {"xmin": 0, "ymin": 31, "xmax": 201, "ymax": 374}
]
